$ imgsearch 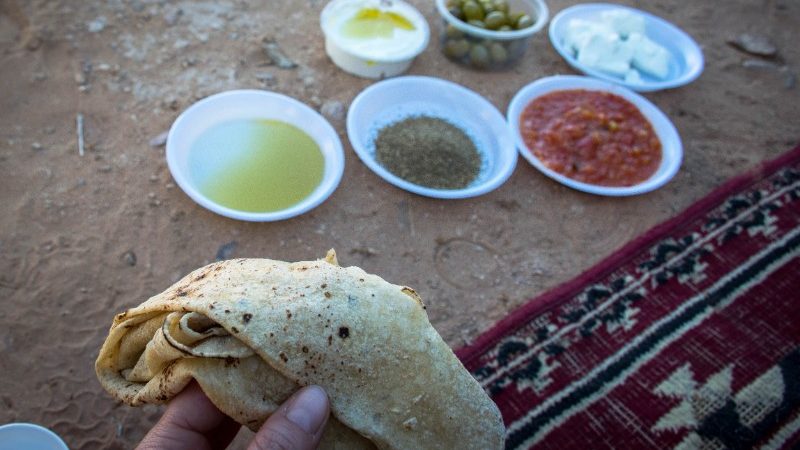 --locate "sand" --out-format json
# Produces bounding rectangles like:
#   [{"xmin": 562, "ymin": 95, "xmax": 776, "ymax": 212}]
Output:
[{"xmin": 0, "ymin": 0, "xmax": 797, "ymax": 448}]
